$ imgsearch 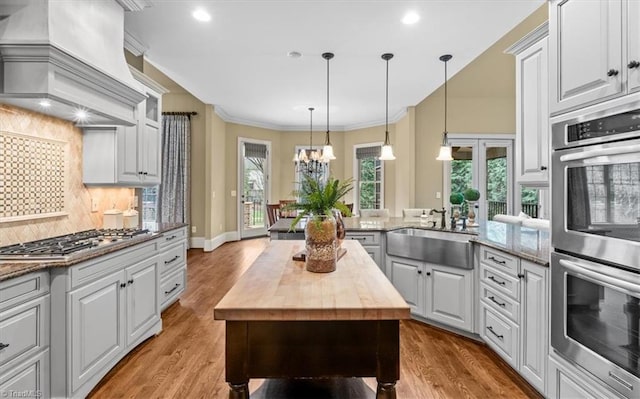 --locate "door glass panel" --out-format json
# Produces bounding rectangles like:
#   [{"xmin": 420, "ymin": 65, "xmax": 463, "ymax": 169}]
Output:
[
  {"xmin": 485, "ymin": 146, "xmax": 508, "ymax": 220},
  {"xmin": 567, "ymin": 162, "xmax": 640, "ymax": 241},
  {"xmin": 566, "ymin": 274, "xmax": 640, "ymax": 378},
  {"xmin": 145, "ymin": 95, "xmax": 158, "ymax": 122},
  {"xmin": 520, "ymin": 187, "xmax": 540, "ymax": 218},
  {"xmin": 450, "ymin": 146, "xmax": 473, "ymax": 195},
  {"xmin": 241, "ymin": 142, "xmax": 267, "ymax": 237}
]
